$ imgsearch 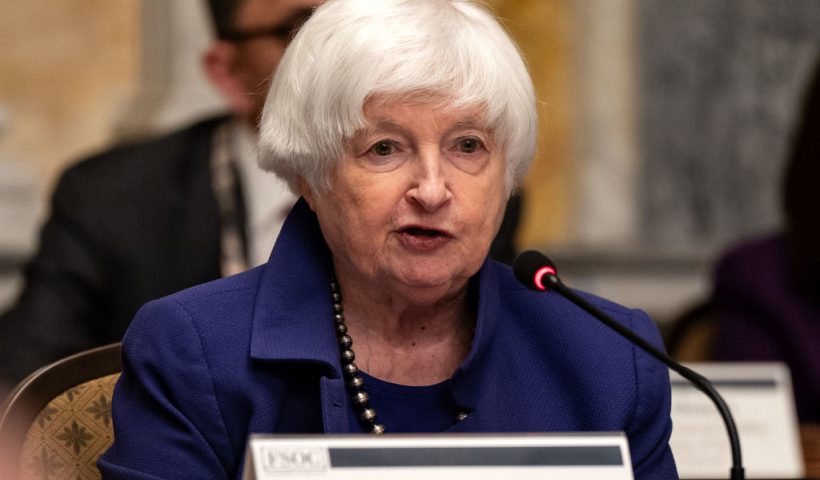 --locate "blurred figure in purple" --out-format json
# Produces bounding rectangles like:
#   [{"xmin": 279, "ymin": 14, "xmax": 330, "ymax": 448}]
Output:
[{"xmin": 710, "ymin": 54, "xmax": 820, "ymax": 424}]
